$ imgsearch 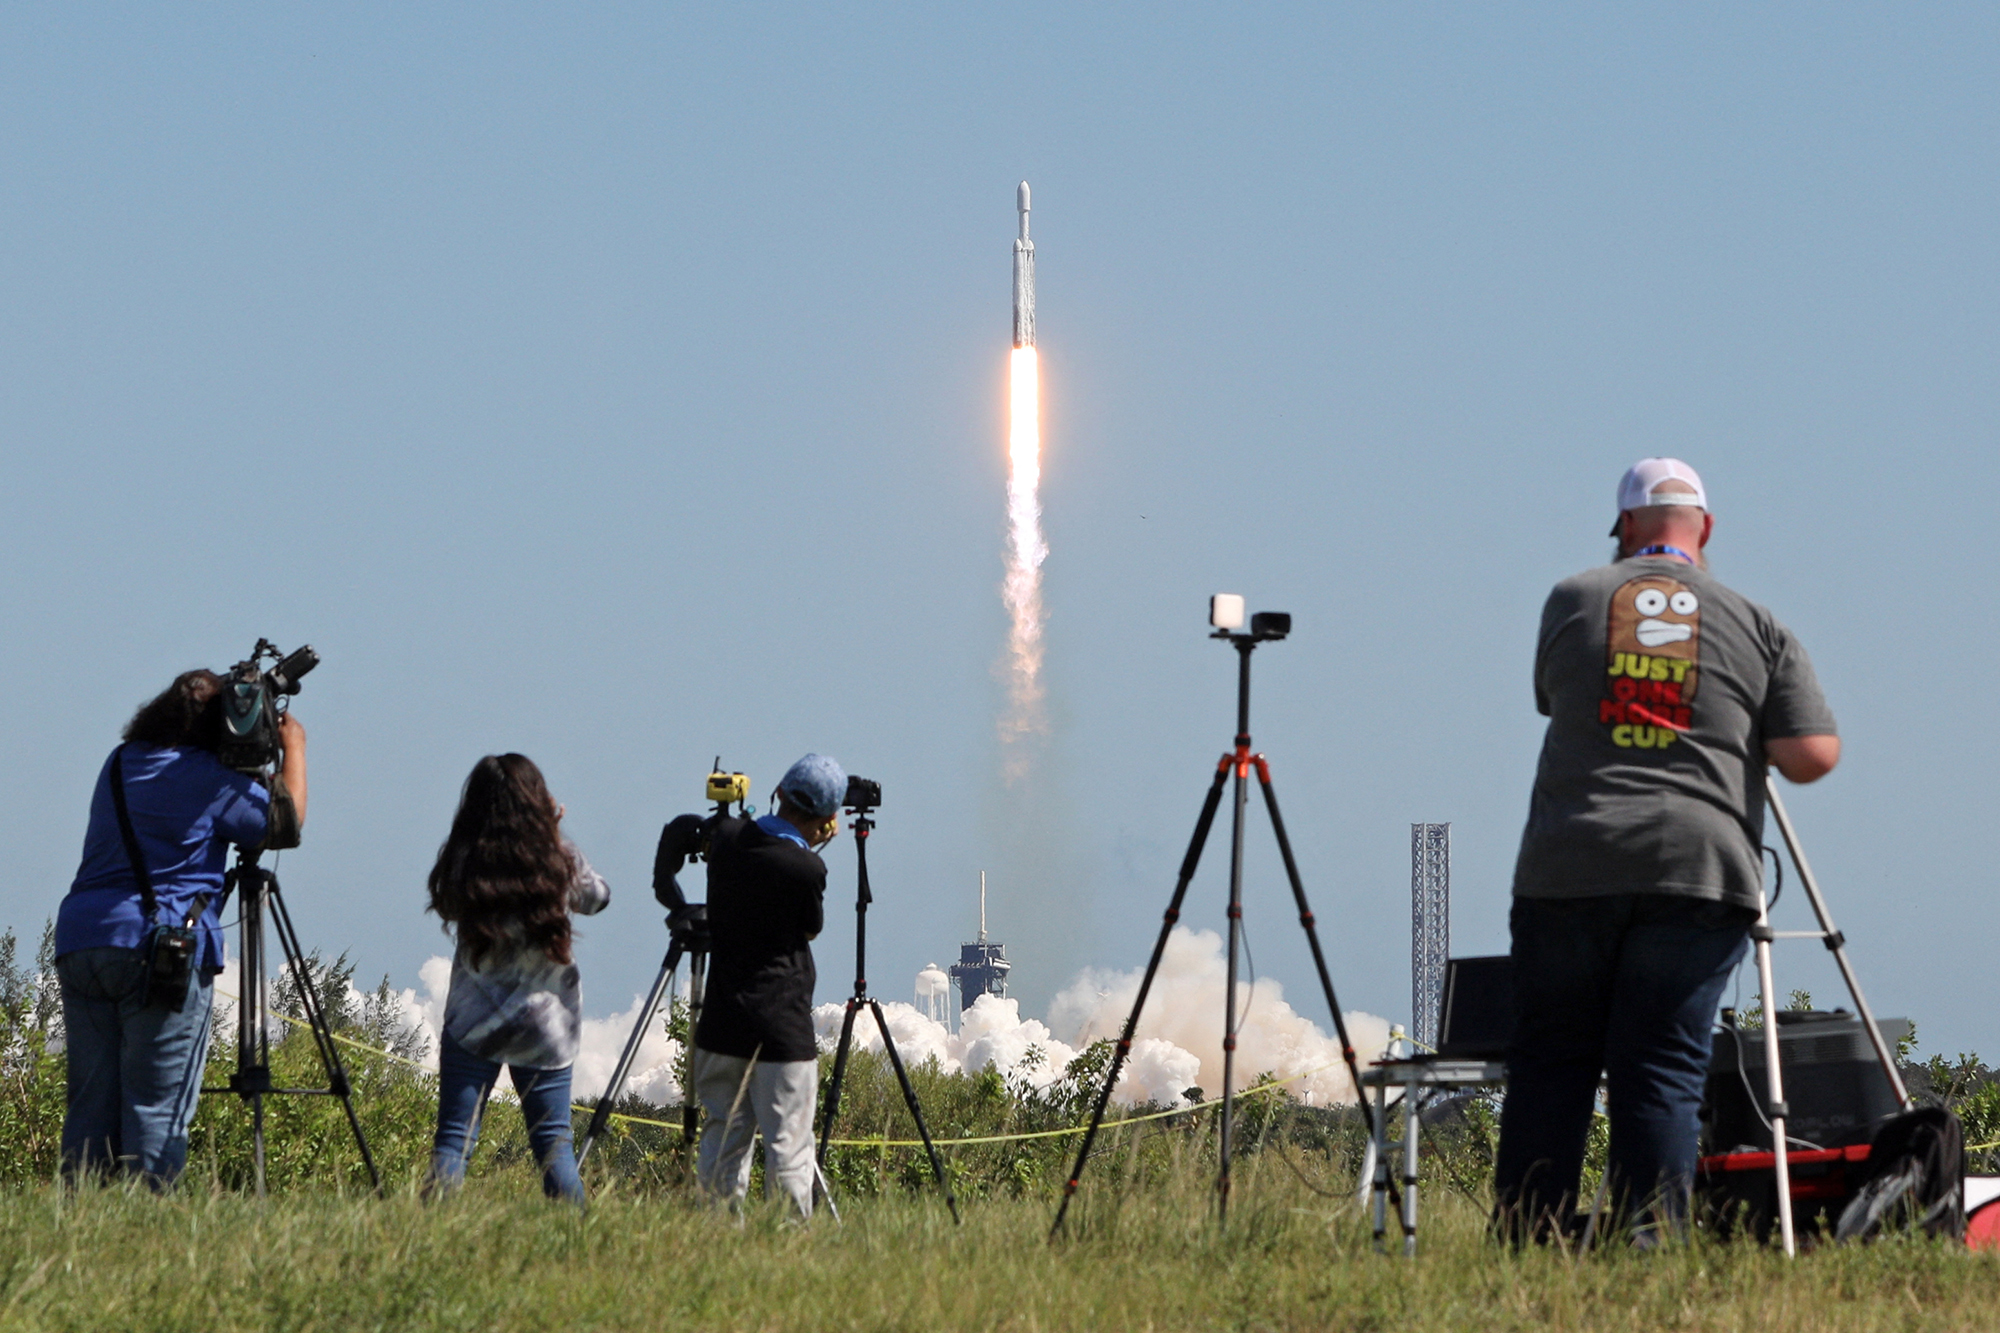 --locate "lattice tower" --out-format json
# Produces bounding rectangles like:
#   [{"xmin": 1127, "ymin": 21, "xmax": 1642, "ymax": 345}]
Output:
[{"xmin": 1411, "ymin": 823, "xmax": 1451, "ymax": 1051}]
